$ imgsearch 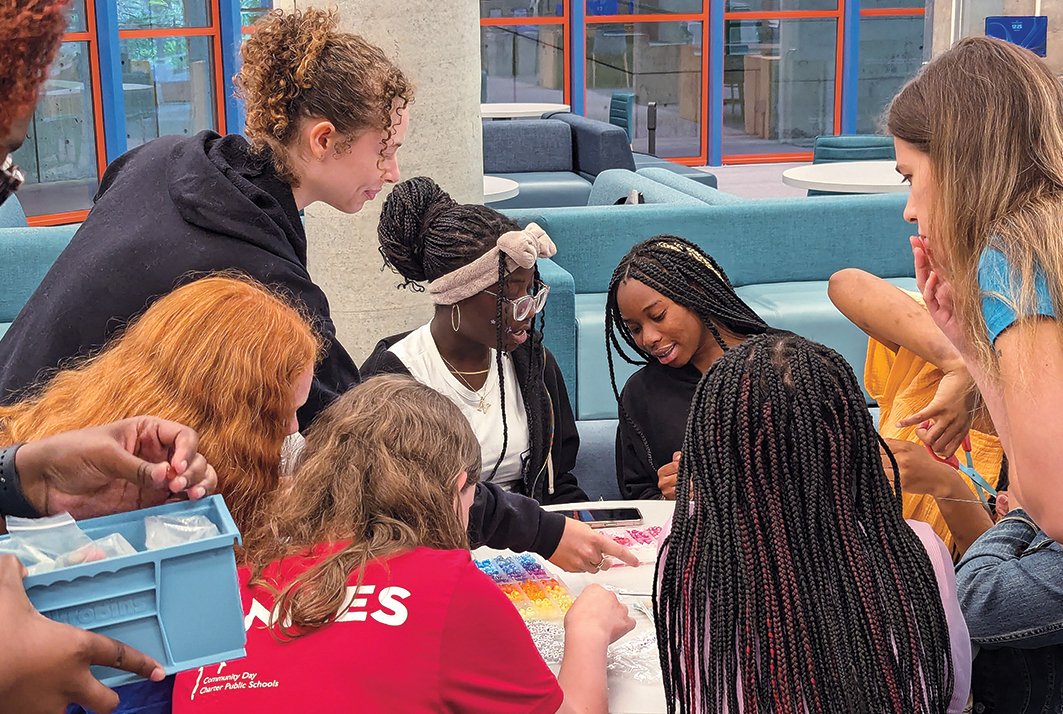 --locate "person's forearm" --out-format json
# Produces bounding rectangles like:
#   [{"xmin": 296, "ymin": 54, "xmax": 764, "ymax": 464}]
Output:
[
  {"xmin": 830, "ymin": 269, "xmax": 967, "ymax": 371},
  {"xmin": 932, "ymin": 476, "xmax": 995, "ymax": 556},
  {"xmin": 556, "ymin": 631, "xmax": 611, "ymax": 714}
]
